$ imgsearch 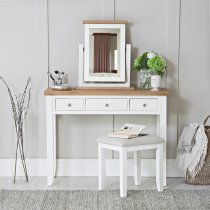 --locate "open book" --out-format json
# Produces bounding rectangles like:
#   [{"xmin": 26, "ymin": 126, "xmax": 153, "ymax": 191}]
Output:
[{"xmin": 108, "ymin": 124, "xmax": 146, "ymax": 139}]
